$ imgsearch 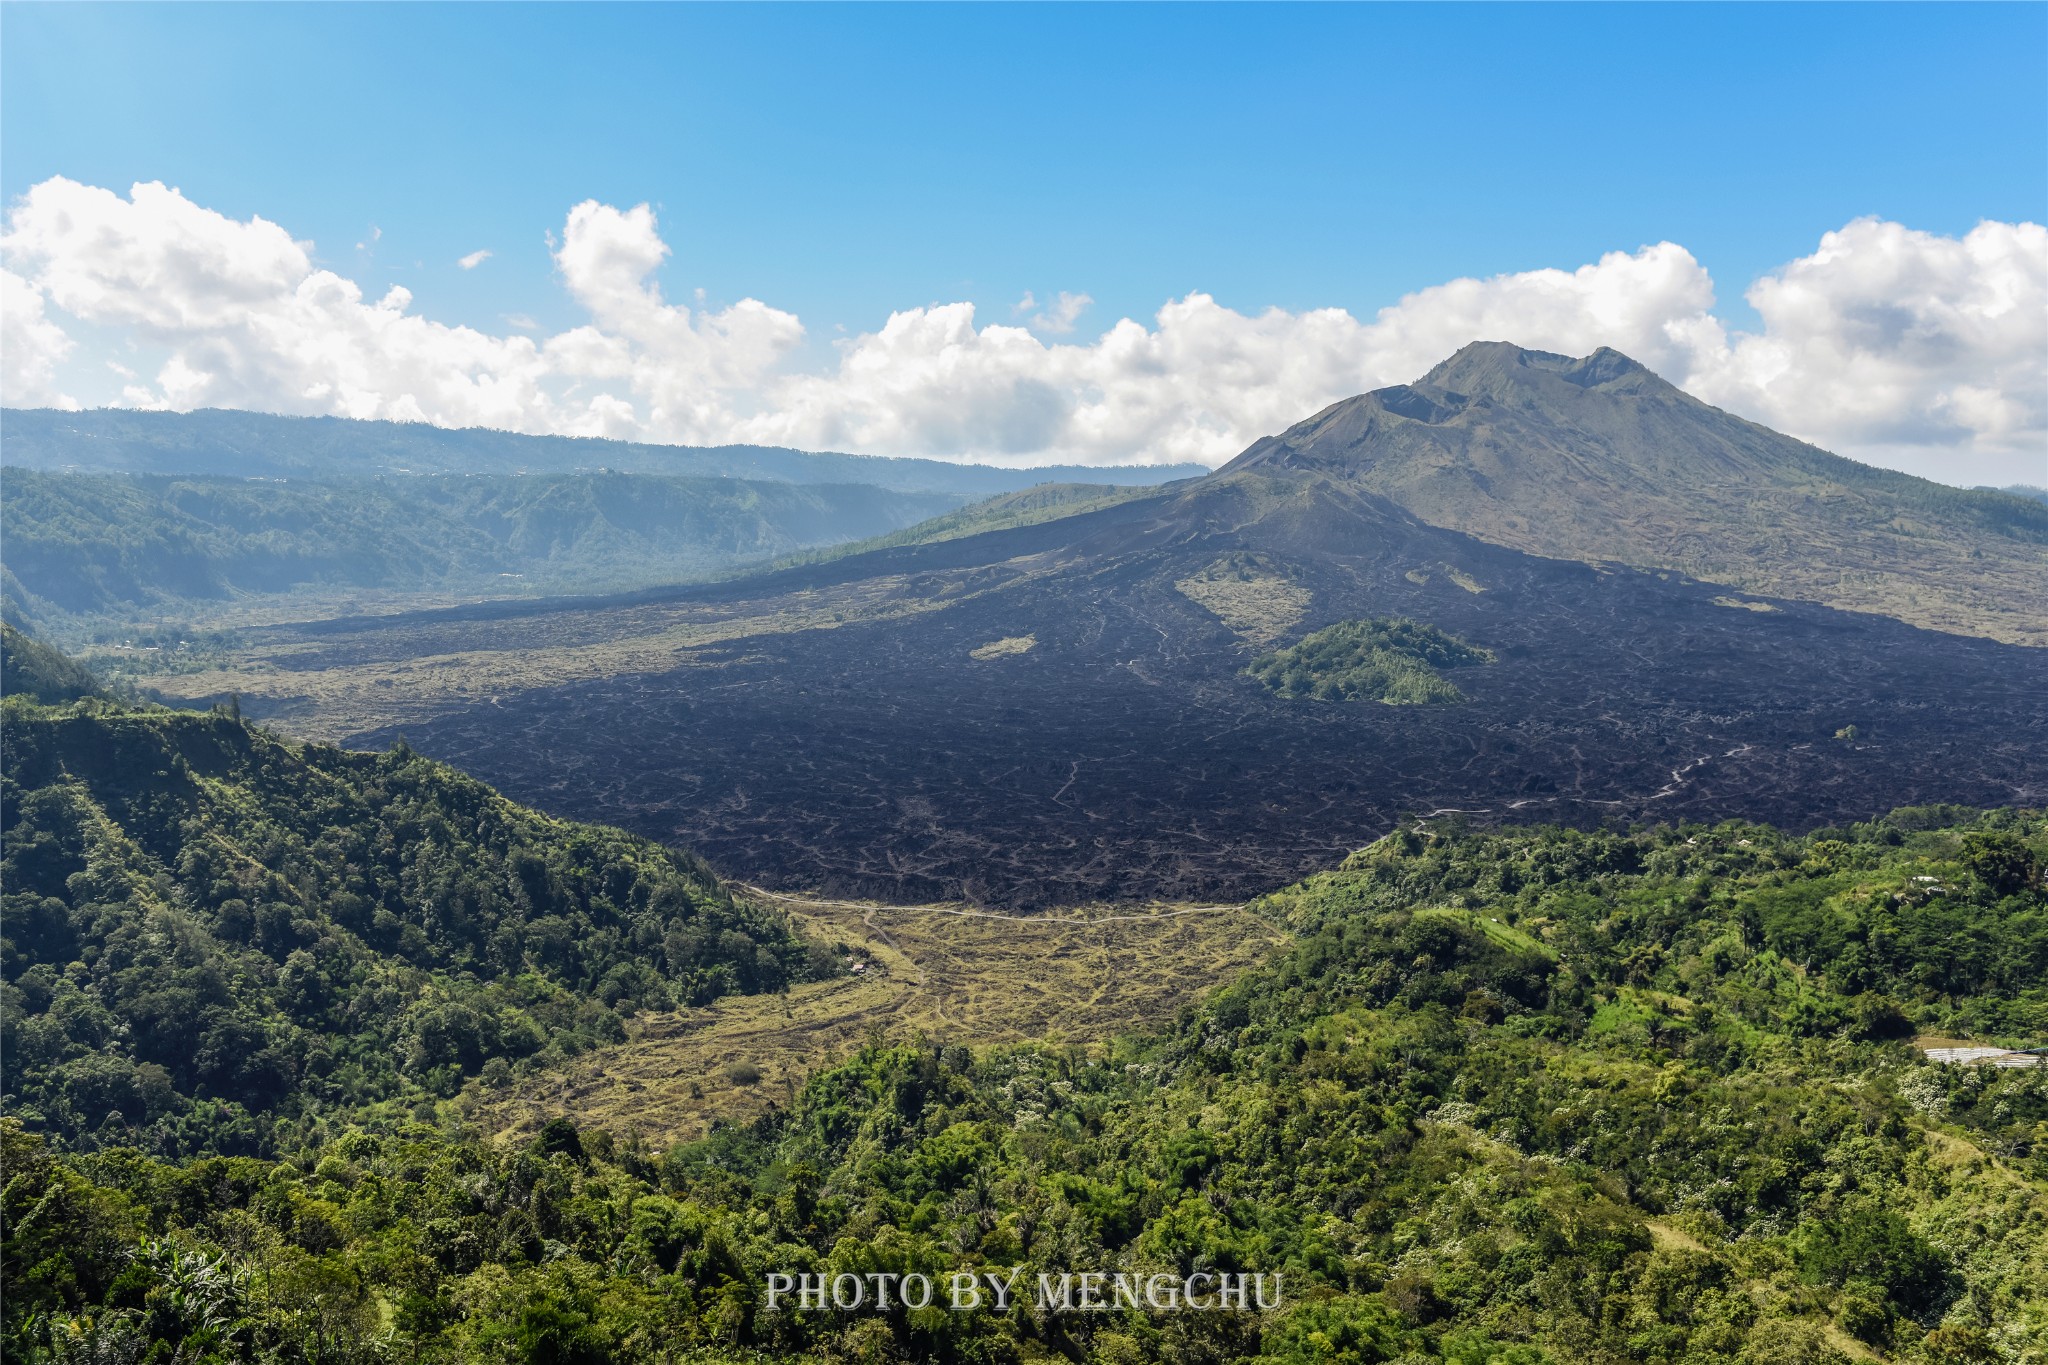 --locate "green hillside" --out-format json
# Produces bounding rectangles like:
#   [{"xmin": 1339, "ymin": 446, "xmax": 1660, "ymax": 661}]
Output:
[
  {"xmin": 0, "ymin": 694, "xmax": 831, "ymax": 1158},
  {"xmin": 0, "ymin": 468, "xmax": 966, "ymax": 635},
  {"xmin": 6, "ymin": 812, "xmax": 2042, "ymax": 1362},
  {"xmin": 0, "ymin": 623, "xmax": 102, "ymax": 704}
]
